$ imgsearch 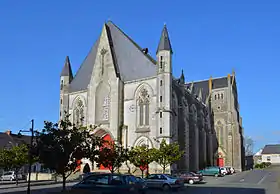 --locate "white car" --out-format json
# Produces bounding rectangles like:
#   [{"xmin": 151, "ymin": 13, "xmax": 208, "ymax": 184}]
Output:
[
  {"xmin": 1, "ymin": 171, "xmax": 22, "ymax": 181},
  {"xmin": 220, "ymin": 167, "xmax": 227, "ymax": 176}
]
